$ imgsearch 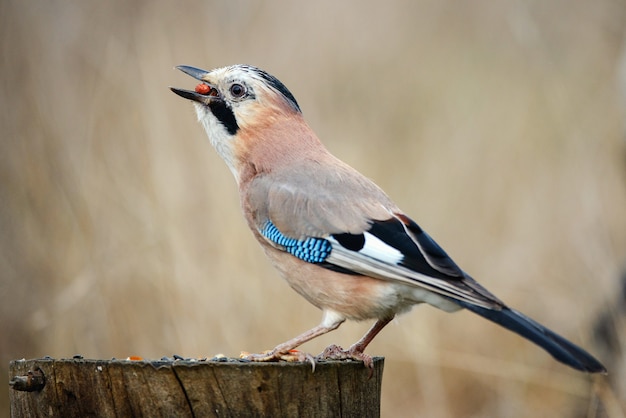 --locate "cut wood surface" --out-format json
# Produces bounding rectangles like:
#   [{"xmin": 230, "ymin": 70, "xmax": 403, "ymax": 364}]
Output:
[{"xmin": 9, "ymin": 357, "xmax": 384, "ymax": 417}]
